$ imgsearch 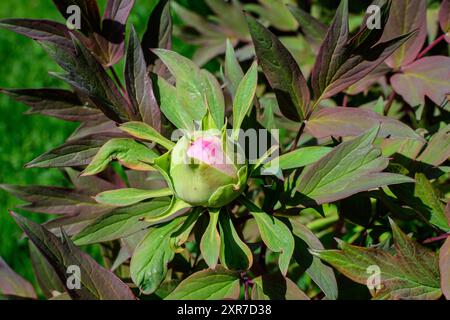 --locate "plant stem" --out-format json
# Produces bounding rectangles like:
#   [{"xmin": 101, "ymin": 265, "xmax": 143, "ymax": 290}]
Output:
[
  {"xmin": 342, "ymin": 95, "xmax": 348, "ymax": 107},
  {"xmin": 417, "ymin": 34, "xmax": 446, "ymax": 60},
  {"xmin": 383, "ymin": 91, "xmax": 396, "ymax": 116},
  {"xmin": 290, "ymin": 121, "xmax": 306, "ymax": 152},
  {"xmin": 258, "ymin": 243, "xmax": 267, "ymax": 273},
  {"xmin": 241, "ymin": 272, "xmax": 253, "ymax": 300},
  {"xmin": 423, "ymin": 232, "xmax": 450, "ymax": 244}
]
